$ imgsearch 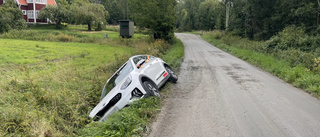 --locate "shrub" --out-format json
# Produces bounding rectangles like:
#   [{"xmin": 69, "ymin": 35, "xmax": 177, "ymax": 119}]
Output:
[
  {"xmin": 263, "ymin": 25, "xmax": 320, "ymax": 53},
  {"xmin": 277, "ymin": 49, "xmax": 314, "ymax": 68},
  {"xmin": 56, "ymin": 33, "xmax": 75, "ymax": 42},
  {"xmin": 312, "ymin": 58, "xmax": 320, "ymax": 72}
]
